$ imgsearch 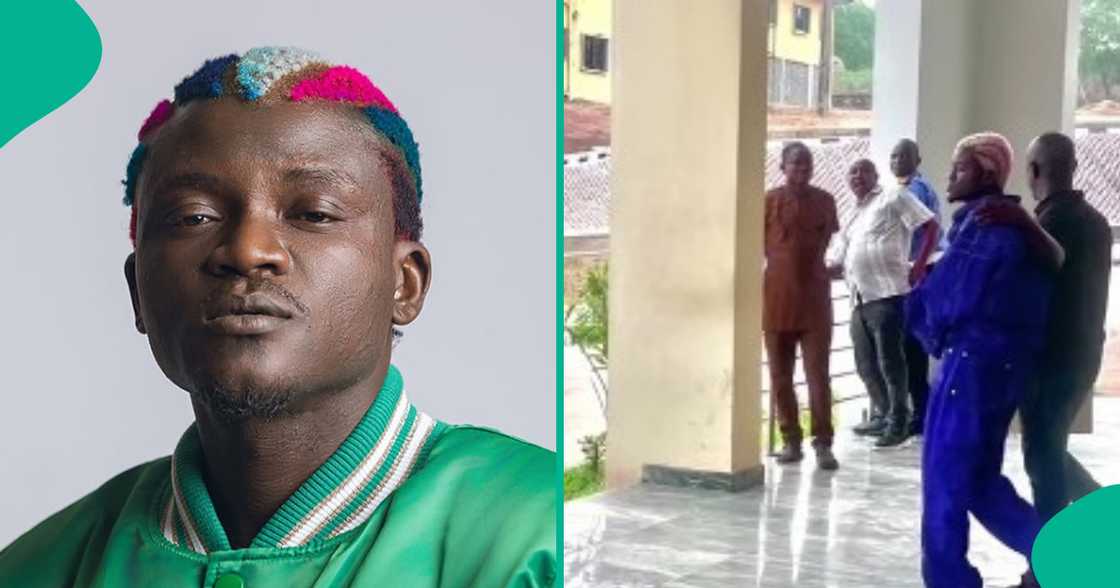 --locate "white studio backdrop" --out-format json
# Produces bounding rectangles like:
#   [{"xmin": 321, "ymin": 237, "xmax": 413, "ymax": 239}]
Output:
[{"xmin": 0, "ymin": 0, "xmax": 555, "ymax": 547}]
